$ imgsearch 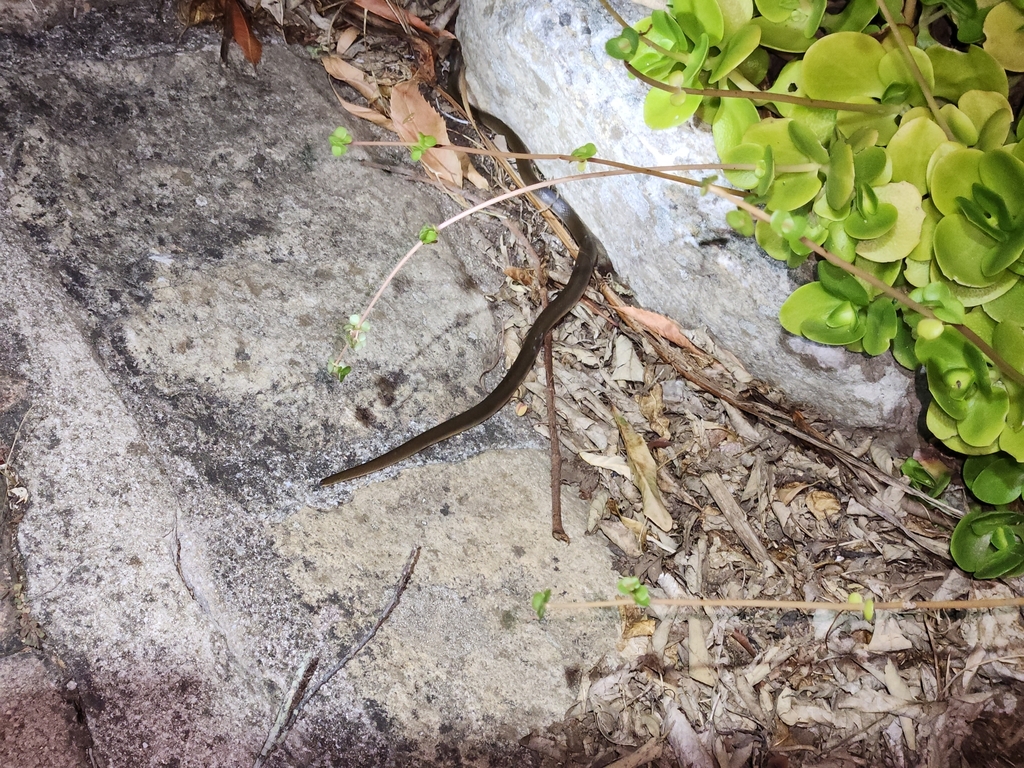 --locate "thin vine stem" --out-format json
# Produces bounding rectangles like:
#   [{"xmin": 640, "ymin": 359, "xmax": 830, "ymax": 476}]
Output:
[
  {"xmin": 875, "ymin": 0, "xmax": 954, "ymax": 139},
  {"xmin": 625, "ymin": 62, "xmax": 897, "ymax": 114},
  {"xmin": 338, "ymin": 139, "xmax": 1024, "ymax": 388},
  {"xmin": 545, "ymin": 595, "xmax": 1024, "ymax": 612}
]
